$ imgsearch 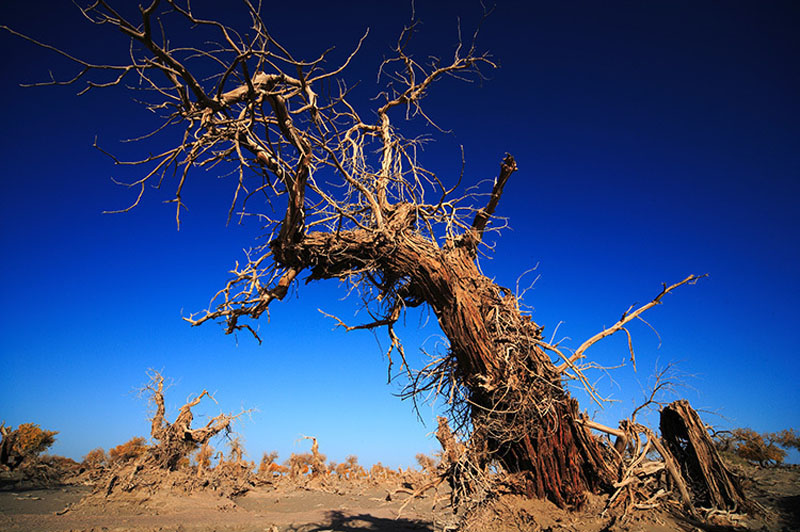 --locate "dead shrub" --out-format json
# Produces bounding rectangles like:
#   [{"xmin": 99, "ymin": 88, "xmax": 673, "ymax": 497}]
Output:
[
  {"xmin": 195, "ymin": 442, "xmax": 214, "ymax": 476},
  {"xmin": 258, "ymin": 450, "xmax": 286, "ymax": 478},
  {"xmin": 80, "ymin": 448, "xmax": 108, "ymax": 480},
  {"xmin": 108, "ymin": 436, "xmax": 148, "ymax": 464},
  {"xmin": 83, "ymin": 448, "xmax": 107, "ymax": 469},
  {"xmin": 287, "ymin": 452, "xmax": 312, "ymax": 480},
  {"xmin": 416, "ymin": 453, "xmax": 439, "ymax": 474}
]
